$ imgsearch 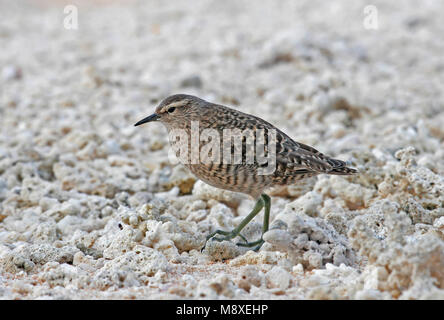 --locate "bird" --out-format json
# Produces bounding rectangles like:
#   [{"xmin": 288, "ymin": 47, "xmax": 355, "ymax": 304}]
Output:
[{"xmin": 135, "ymin": 94, "xmax": 357, "ymax": 251}]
